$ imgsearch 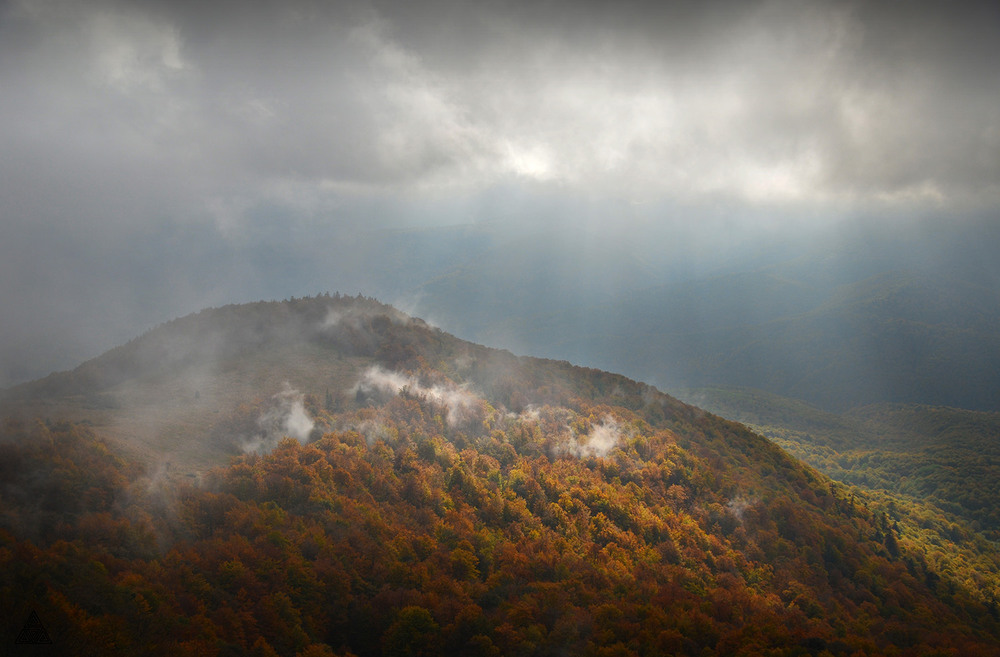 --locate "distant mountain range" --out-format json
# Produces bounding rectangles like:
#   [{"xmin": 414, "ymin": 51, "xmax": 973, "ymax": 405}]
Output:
[{"xmin": 404, "ymin": 219, "xmax": 1000, "ymax": 412}]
